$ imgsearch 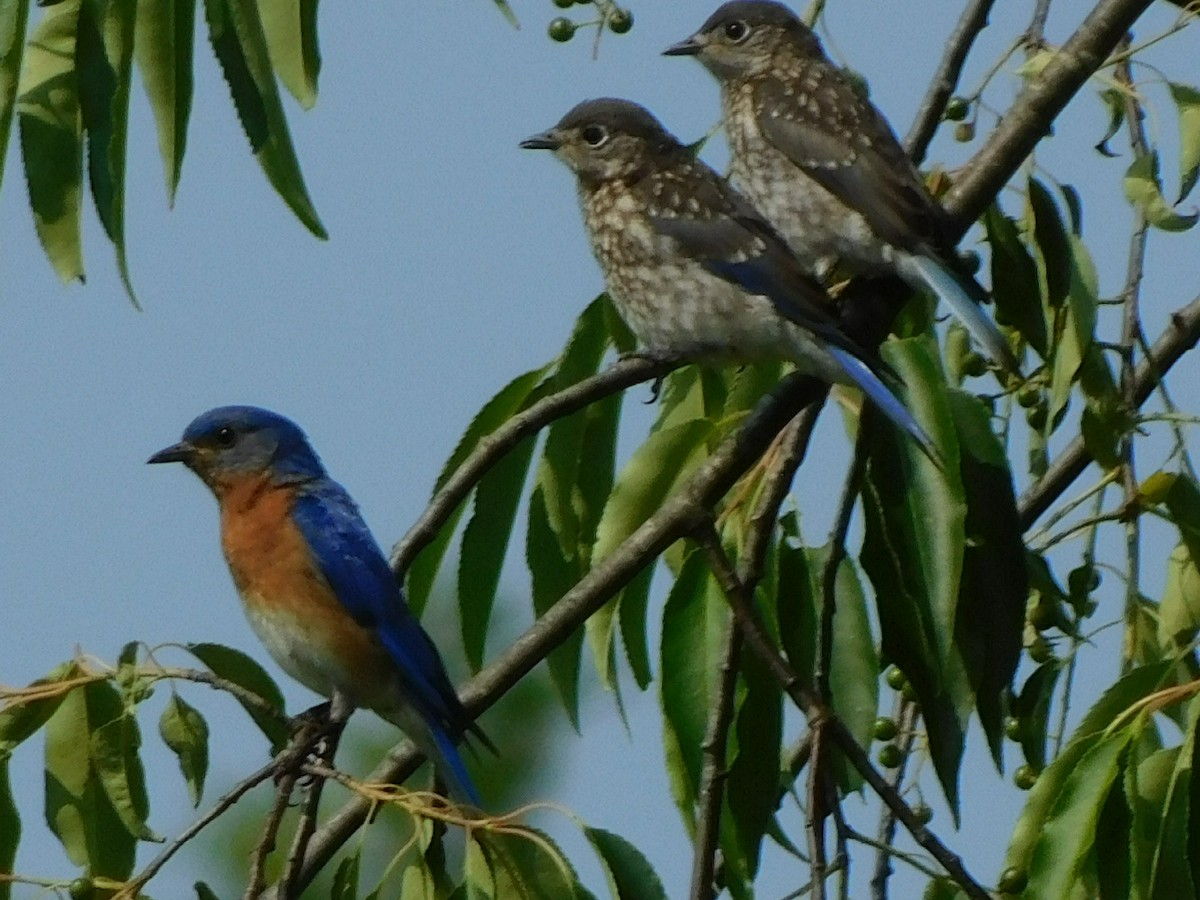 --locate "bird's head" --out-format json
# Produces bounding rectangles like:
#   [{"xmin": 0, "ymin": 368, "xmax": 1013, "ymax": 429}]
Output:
[
  {"xmin": 664, "ymin": 1, "xmax": 821, "ymax": 79},
  {"xmin": 520, "ymin": 98, "xmax": 682, "ymax": 185},
  {"xmin": 148, "ymin": 406, "xmax": 326, "ymax": 492}
]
